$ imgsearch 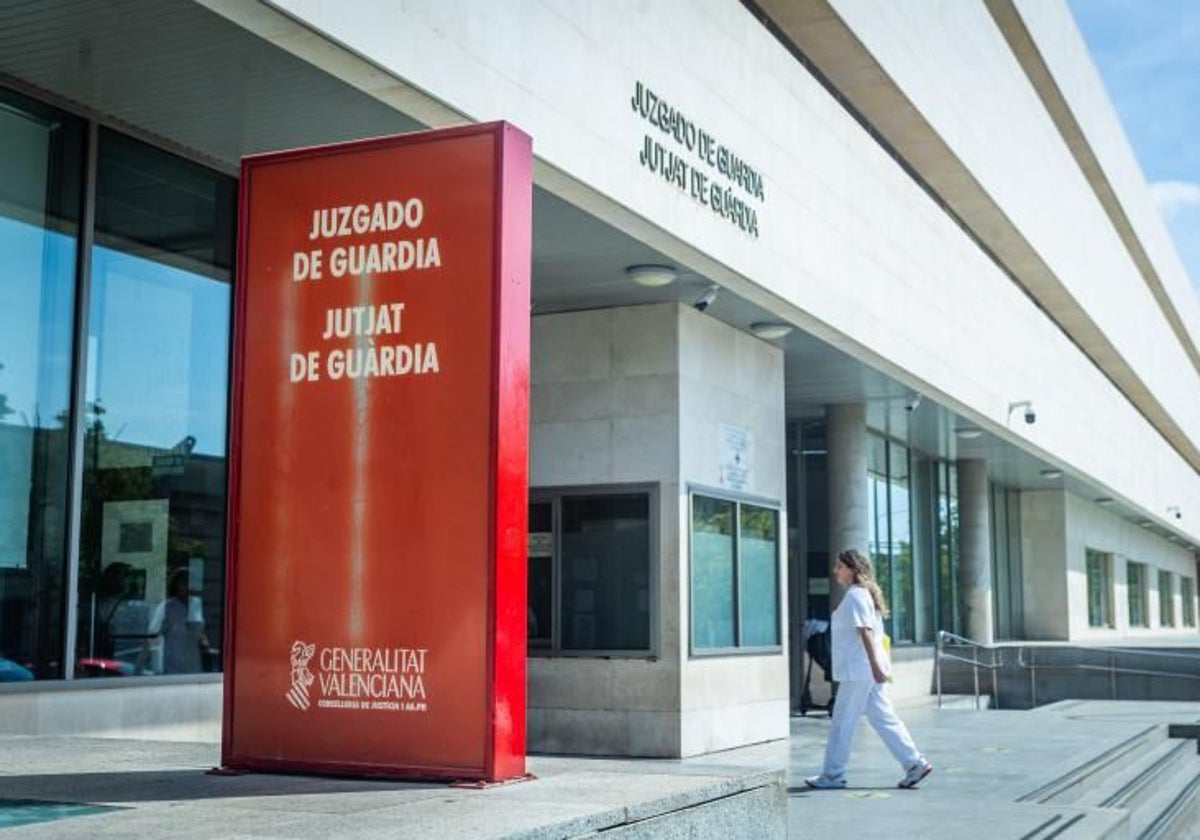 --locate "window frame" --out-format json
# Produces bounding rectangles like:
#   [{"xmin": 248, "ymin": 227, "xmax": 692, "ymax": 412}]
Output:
[
  {"xmin": 1158, "ymin": 569, "xmax": 1175, "ymax": 628},
  {"xmin": 1182, "ymin": 577, "xmax": 1196, "ymax": 628},
  {"xmin": 1085, "ymin": 549, "xmax": 1113, "ymax": 629},
  {"xmin": 1127, "ymin": 560, "xmax": 1149, "ymax": 628},
  {"xmin": 527, "ymin": 483, "xmax": 658, "ymax": 659},
  {"xmin": 687, "ymin": 485, "xmax": 783, "ymax": 659}
]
